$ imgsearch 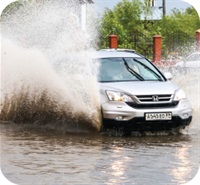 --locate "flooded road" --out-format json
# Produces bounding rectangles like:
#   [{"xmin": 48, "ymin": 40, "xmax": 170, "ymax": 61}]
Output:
[
  {"xmin": 0, "ymin": 1, "xmax": 199, "ymax": 184},
  {"xmin": 0, "ymin": 123, "xmax": 199, "ymax": 185}
]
